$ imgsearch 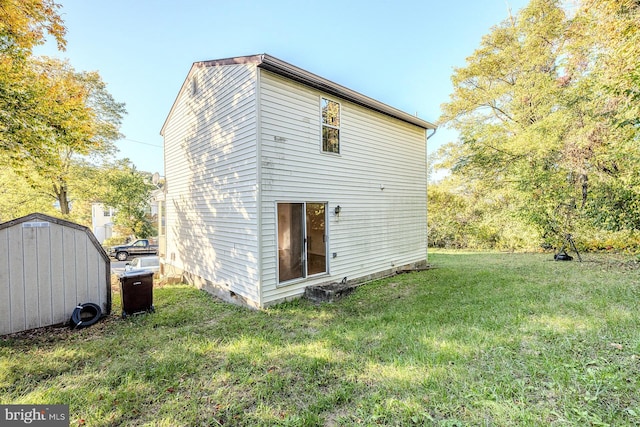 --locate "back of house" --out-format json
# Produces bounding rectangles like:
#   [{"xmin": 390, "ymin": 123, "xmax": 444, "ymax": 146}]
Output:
[{"xmin": 161, "ymin": 54, "xmax": 435, "ymax": 308}]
